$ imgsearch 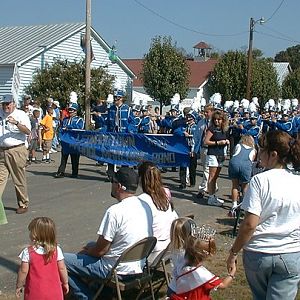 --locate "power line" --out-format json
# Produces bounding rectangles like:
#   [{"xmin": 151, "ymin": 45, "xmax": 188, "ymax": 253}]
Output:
[
  {"xmin": 265, "ymin": 0, "xmax": 286, "ymax": 22},
  {"xmin": 255, "ymin": 30, "xmax": 300, "ymax": 44},
  {"xmin": 263, "ymin": 24, "xmax": 298, "ymax": 43},
  {"xmin": 133, "ymin": 0, "xmax": 248, "ymax": 37}
]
